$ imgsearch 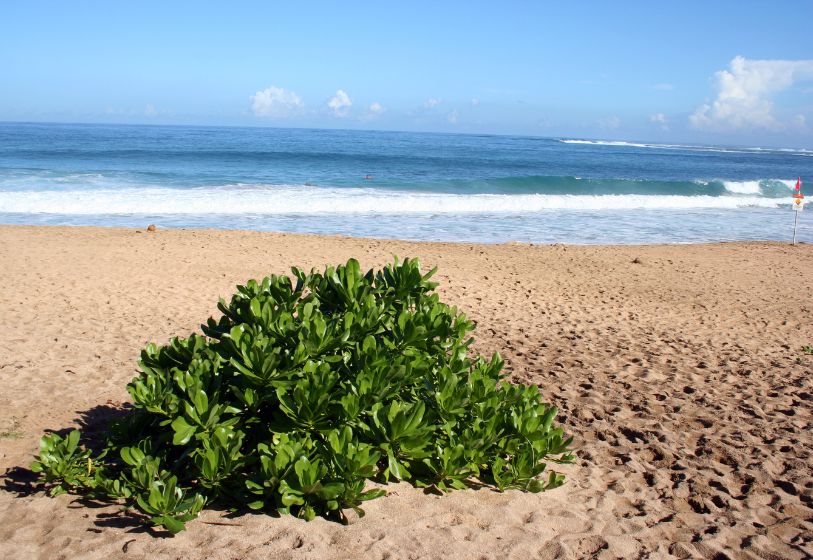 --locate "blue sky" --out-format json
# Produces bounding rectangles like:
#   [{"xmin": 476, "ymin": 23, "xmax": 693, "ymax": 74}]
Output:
[{"xmin": 2, "ymin": 1, "xmax": 813, "ymax": 146}]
